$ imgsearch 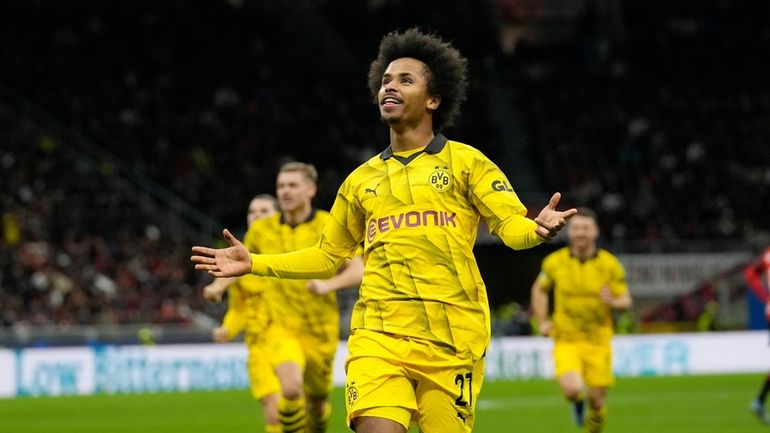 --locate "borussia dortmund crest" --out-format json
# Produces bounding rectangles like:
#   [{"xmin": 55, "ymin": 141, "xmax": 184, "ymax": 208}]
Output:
[
  {"xmin": 429, "ymin": 166, "xmax": 452, "ymax": 192},
  {"xmin": 346, "ymin": 381, "xmax": 359, "ymax": 407}
]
